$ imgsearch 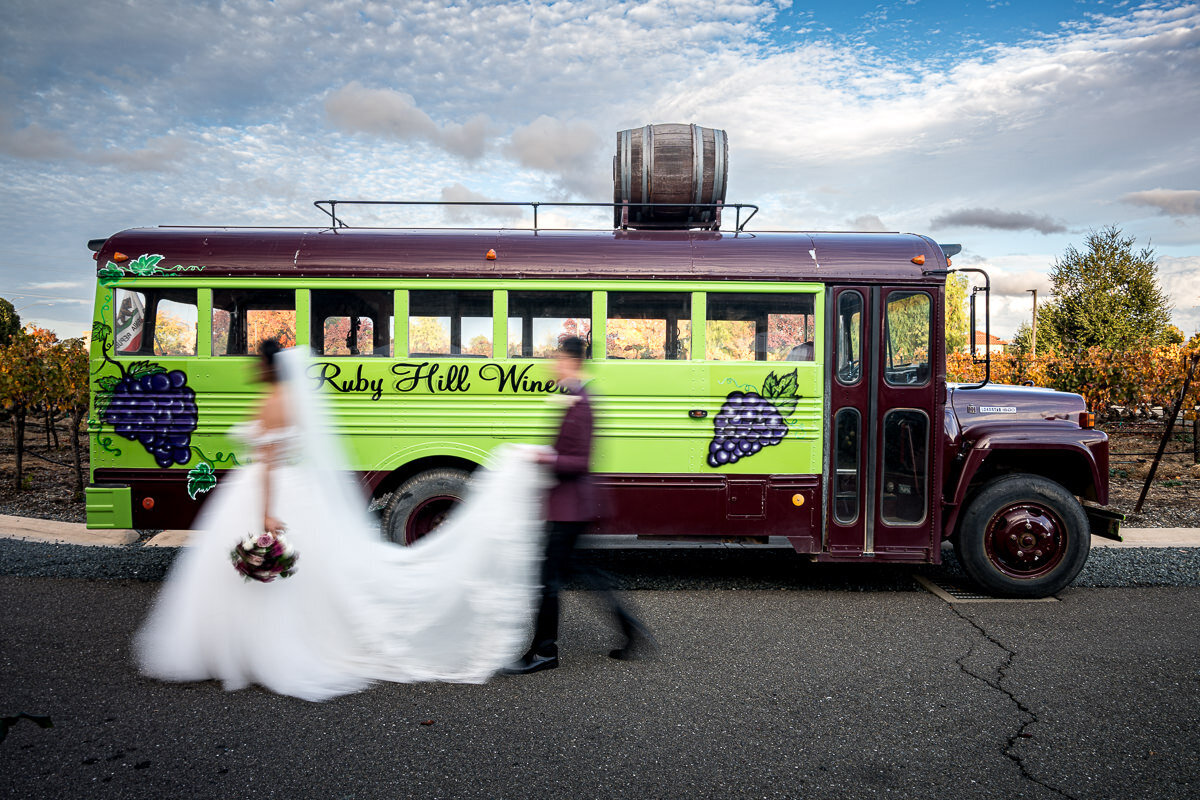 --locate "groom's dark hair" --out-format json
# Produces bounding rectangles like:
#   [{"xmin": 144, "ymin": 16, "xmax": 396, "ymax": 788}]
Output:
[
  {"xmin": 558, "ymin": 336, "xmax": 587, "ymax": 361},
  {"xmin": 259, "ymin": 339, "xmax": 282, "ymax": 383}
]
